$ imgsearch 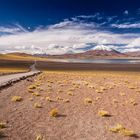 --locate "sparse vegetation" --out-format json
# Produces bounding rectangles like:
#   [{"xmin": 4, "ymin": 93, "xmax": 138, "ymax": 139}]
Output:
[
  {"xmin": 11, "ymin": 96, "xmax": 22, "ymax": 102},
  {"xmin": 84, "ymin": 98, "xmax": 92, "ymax": 104},
  {"xmin": 109, "ymin": 124, "xmax": 135, "ymax": 137},
  {"xmin": 49, "ymin": 108, "xmax": 58, "ymax": 117},
  {"xmin": 34, "ymin": 103, "xmax": 42, "ymax": 108},
  {"xmin": 36, "ymin": 135, "xmax": 43, "ymax": 140},
  {"xmin": 113, "ymin": 99, "xmax": 118, "ymax": 103},
  {"xmin": 46, "ymin": 97, "xmax": 53, "ymax": 102},
  {"xmin": 28, "ymin": 89, "xmax": 34, "ymax": 93},
  {"xmin": 28, "ymin": 85, "xmax": 37, "ymax": 90},
  {"xmin": 98, "ymin": 110, "xmax": 110, "ymax": 117},
  {"xmin": 64, "ymin": 99, "xmax": 70, "ymax": 103},
  {"xmin": 56, "ymin": 96, "xmax": 63, "ymax": 101},
  {"xmin": 0, "ymin": 122, "xmax": 6, "ymax": 129},
  {"xmin": 119, "ymin": 92, "xmax": 126, "ymax": 96},
  {"xmin": 95, "ymin": 89, "xmax": 103, "ymax": 93},
  {"xmin": 29, "ymin": 97, "xmax": 33, "ymax": 101},
  {"xmin": 109, "ymin": 124, "xmax": 123, "ymax": 132},
  {"xmin": 95, "ymin": 96, "xmax": 101, "ymax": 101},
  {"xmin": 1, "ymin": 70, "xmax": 140, "ymax": 139},
  {"xmin": 67, "ymin": 91, "xmax": 74, "ymax": 96},
  {"xmin": 32, "ymin": 92, "xmax": 41, "ymax": 96}
]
